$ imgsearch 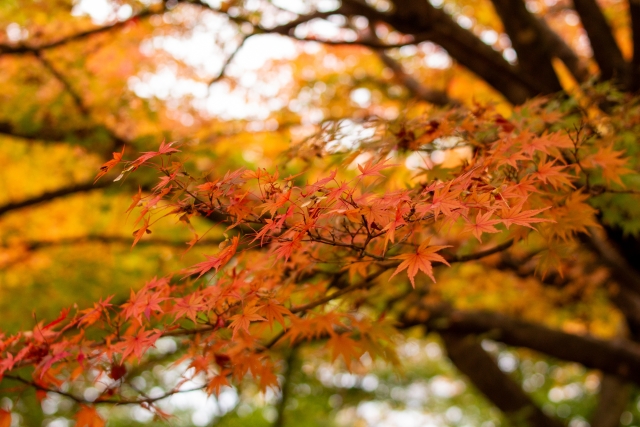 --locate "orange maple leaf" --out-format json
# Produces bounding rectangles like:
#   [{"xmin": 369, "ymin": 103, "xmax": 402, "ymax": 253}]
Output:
[
  {"xmin": 389, "ymin": 240, "xmax": 451, "ymax": 286},
  {"xmin": 228, "ymin": 307, "xmax": 266, "ymax": 338},
  {"xmin": 499, "ymin": 199, "xmax": 552, "ymax": 230},
  {"xmin": 207, "ymin": 370, "xmax": 231, "ymax": 395},
  {"xmin": 0, "ymin": 410, "xmax": 10, "ymax": 427},
  {"xmin": 585, "ymin": 145, "xmax": 633, "ymax": 186},
  {"xmin": 75, "ymin": 405, "xmax": 105, "ymax": 427},
  {"xmin": 357, "ymin": 157, "xmax": 397, "ymax": 178},
  {"xmin": 327, "ymin": 333, "xmax": 362, "ymax": 364},
  {"xmin": 258, "ymin": 299, "xmax": 291, "ymax": 330},
  {"xmin": 94, "ymin": 146, "xmax": 124, "ymax": 183},
  {"xmin": 464, "ymin": 210, "xmax": 501, "ymax": 242},
  {"xmin": 184, "ymin": 236, "xmax": 239, "ymax": 278}
]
